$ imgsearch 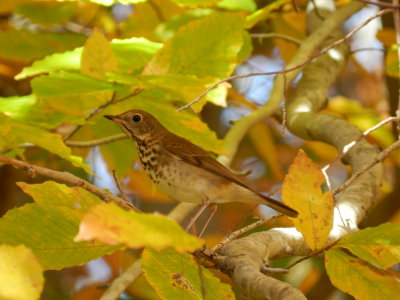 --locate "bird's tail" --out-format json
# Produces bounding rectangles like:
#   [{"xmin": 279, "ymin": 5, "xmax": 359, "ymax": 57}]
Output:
[{"xmin": 256, "ymin": 192, "xmax": 298, "ymax": 217}]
